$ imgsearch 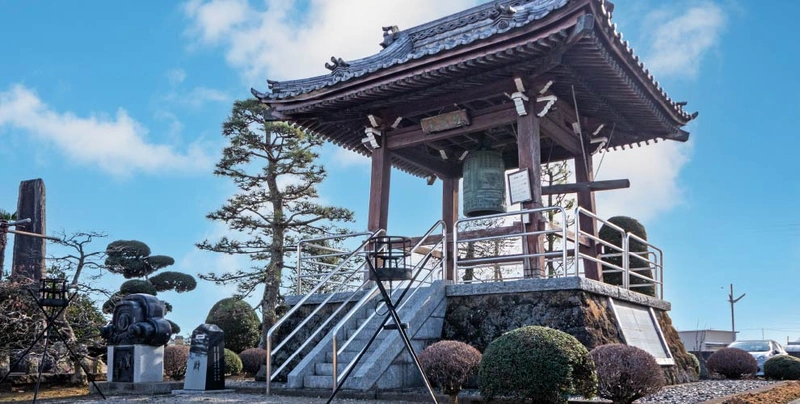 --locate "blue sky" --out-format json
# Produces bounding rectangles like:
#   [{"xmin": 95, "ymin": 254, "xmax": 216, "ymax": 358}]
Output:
[{"xmin": 1, "ymin": 0, "xmax": 799, "ymax": 344}]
